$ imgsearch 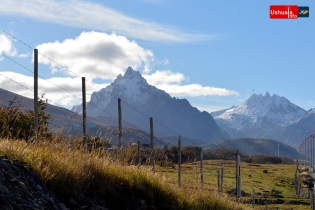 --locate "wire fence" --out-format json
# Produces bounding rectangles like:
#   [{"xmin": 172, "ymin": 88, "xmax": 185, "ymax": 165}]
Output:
[
  {"xmin": 1, "ymin": 27, "xmax": 310, "ymax": 208},
  {"xmin": 0, "ymin": 27, "xmax": 197, "ymax": 147}
]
